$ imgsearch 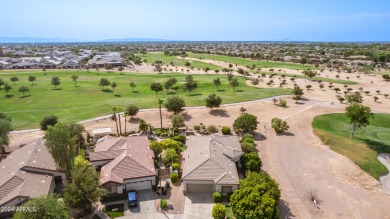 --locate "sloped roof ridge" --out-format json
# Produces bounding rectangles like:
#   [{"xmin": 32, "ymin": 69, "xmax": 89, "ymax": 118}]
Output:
[{"xmin": 182, "ymin": 158, "xmax": 210, "ymax": 179}]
